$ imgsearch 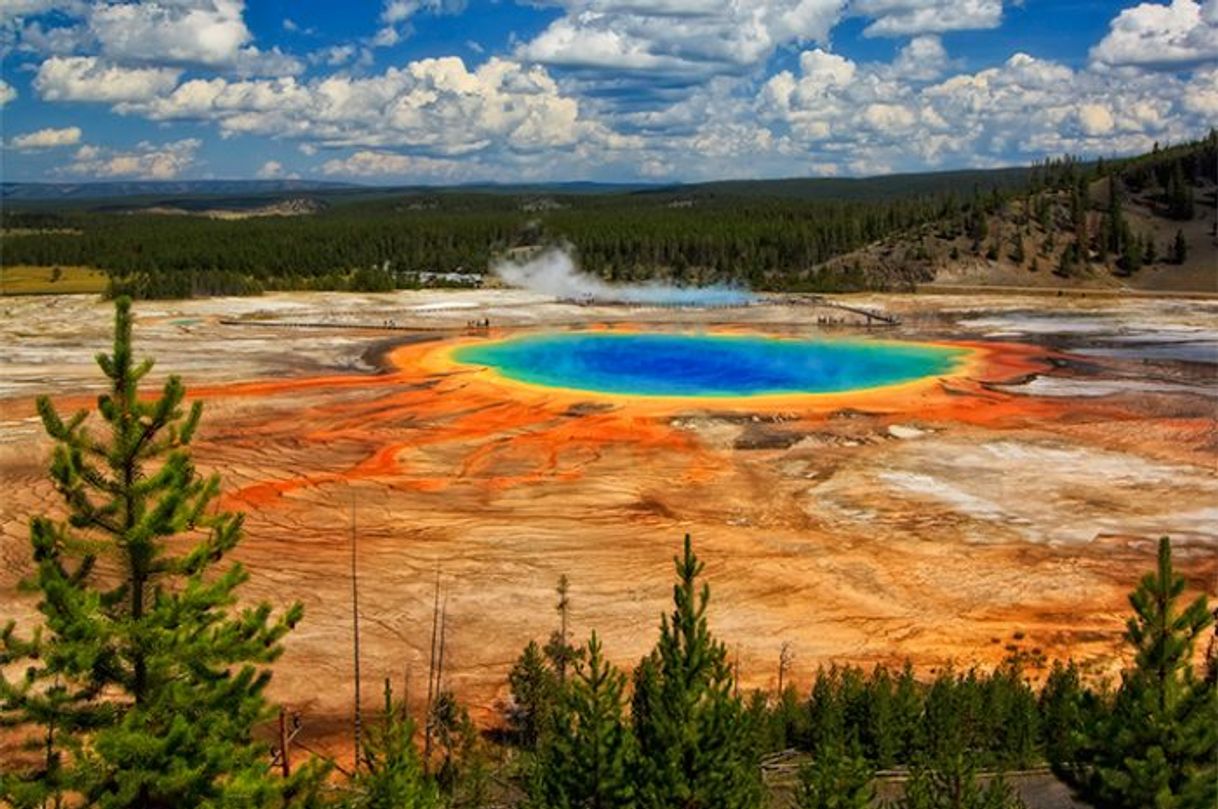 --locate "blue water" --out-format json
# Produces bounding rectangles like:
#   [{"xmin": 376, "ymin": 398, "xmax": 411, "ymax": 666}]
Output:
[{"xmin": 453, "ymin": 332, "xmax": 966, "ymax": 397}]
